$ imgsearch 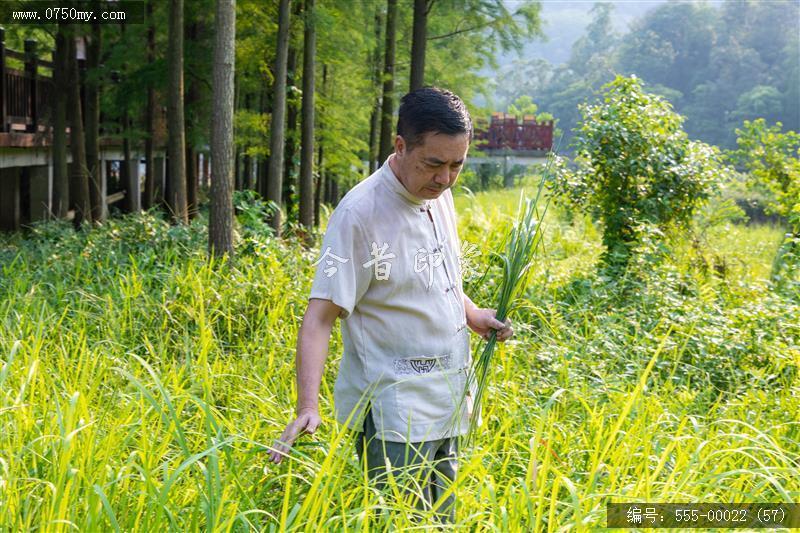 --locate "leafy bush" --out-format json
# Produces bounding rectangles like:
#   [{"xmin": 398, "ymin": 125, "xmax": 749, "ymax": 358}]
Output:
[
  {"xmin": 552, "ymin": 76, "xmax": 728, "ymax": 269},
  {"xmin": 729, "ymin": 119, "xmax": 800, "ymax": 281},
  {"xmin": 730, "ymin": 119, "xmax": 800, "ymax": 228}
]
